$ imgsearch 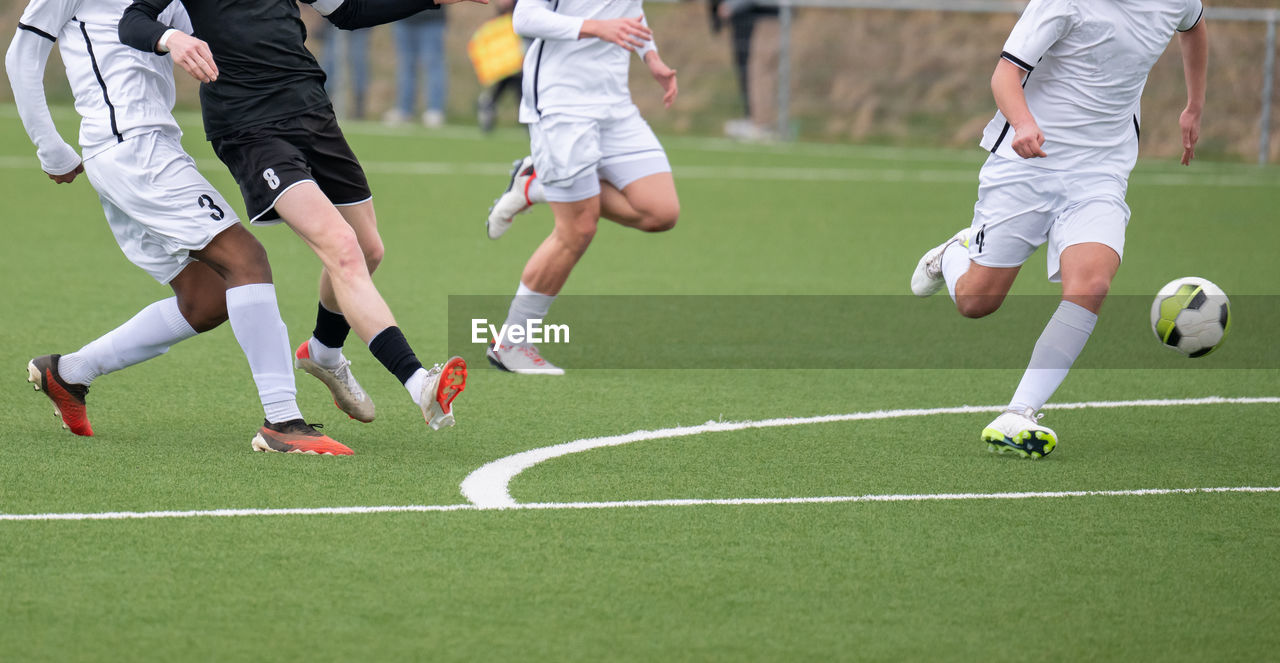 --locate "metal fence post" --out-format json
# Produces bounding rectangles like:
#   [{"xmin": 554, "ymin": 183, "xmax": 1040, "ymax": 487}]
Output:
[
  {"xmin": 1259, "ymin": 10, "xmax": 1276, "ymax": 164},
  {"xmin": 777, "ymin": 0, "xmax": 793, "ymax": 139}
]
